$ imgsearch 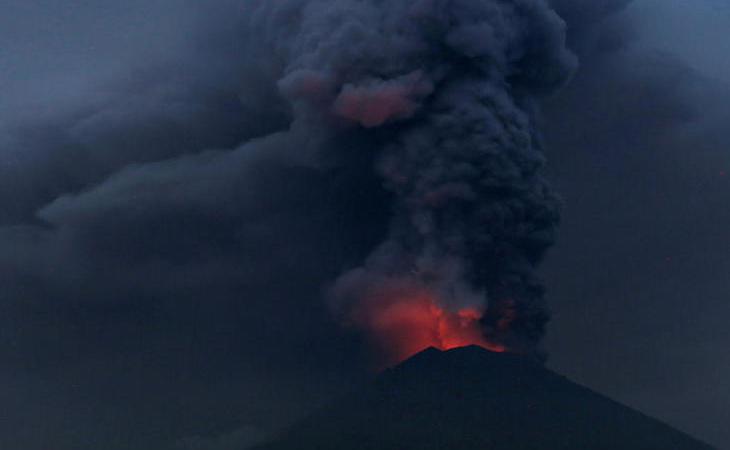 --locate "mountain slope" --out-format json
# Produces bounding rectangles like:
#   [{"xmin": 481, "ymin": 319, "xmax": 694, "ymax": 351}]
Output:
[{"xmin": 254, "ymin": 346, "xmax": 713, "ymax": 450}]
